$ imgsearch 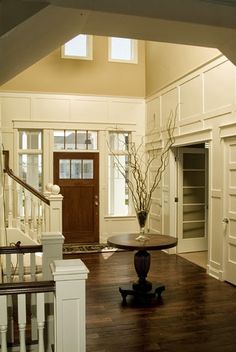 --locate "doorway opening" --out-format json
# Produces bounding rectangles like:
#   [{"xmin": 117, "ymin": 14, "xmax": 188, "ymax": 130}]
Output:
[{"xmin": 175, "ymin": 143, "xmax": 209, "ymax": 269}]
